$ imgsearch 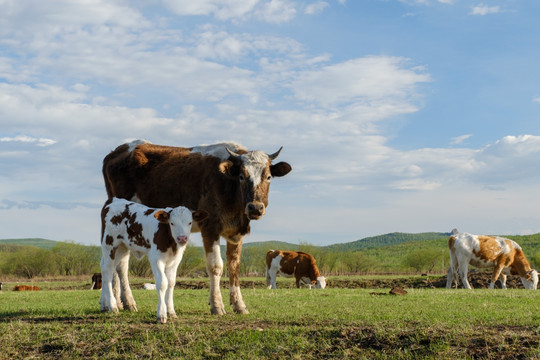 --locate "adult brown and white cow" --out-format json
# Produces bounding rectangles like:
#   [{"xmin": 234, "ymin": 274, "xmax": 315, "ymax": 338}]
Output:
[
  {"xmin": 102, "ymin": 140, "xmax": 292, "ymax": 314},
  {"xmin": 446, "ymin": 231, "xmax": 538, "ymax": 290},
  {"xmin": 266, "ymin": 250, "xmax": 327, "ymax": 289}
]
